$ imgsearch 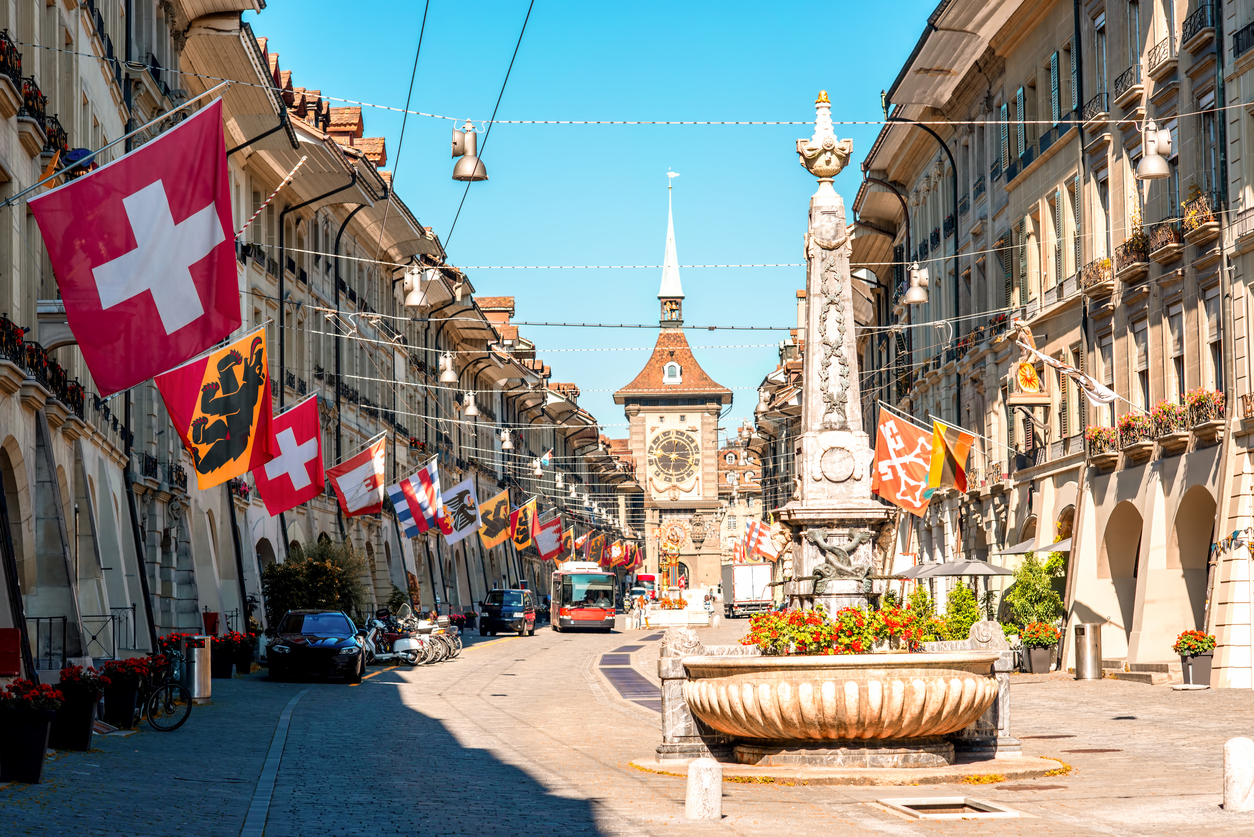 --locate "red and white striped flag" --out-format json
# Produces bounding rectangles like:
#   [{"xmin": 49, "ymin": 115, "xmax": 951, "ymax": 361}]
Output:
[
  {"xmin": 745, "ymin": 519, "xmax": 779, "ymax": 562},
  {"xmin": 389, "ymin": 459, "xmax": 444, "ymax": 535}
]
